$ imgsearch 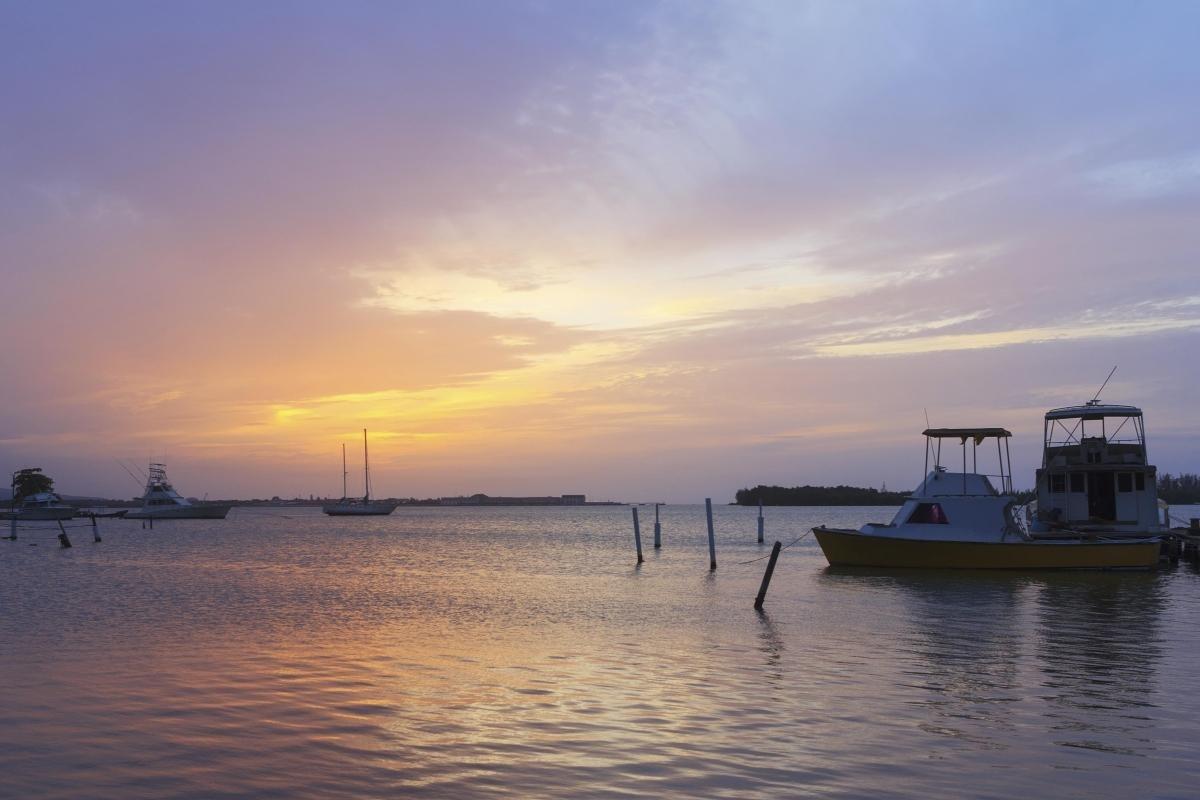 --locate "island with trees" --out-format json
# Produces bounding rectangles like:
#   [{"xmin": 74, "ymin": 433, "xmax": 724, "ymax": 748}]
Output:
[{"xmin": 735, "ymin": 484, "xmax": 910, "ymax": 506}]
